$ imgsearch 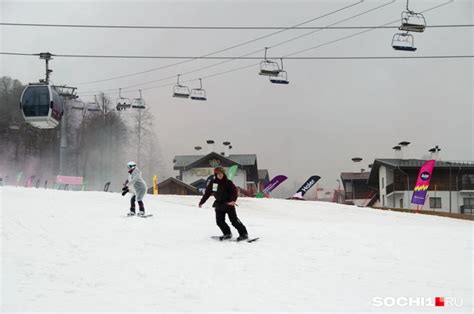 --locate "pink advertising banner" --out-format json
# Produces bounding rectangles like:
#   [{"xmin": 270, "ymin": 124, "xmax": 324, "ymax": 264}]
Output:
[
  {"xmin": 56, "ymin": 175, "xmax": 83, "ymax": 185},
  {"xmin": 411, "ymin": 160, "xmax": 436, "ymax": 205}
]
